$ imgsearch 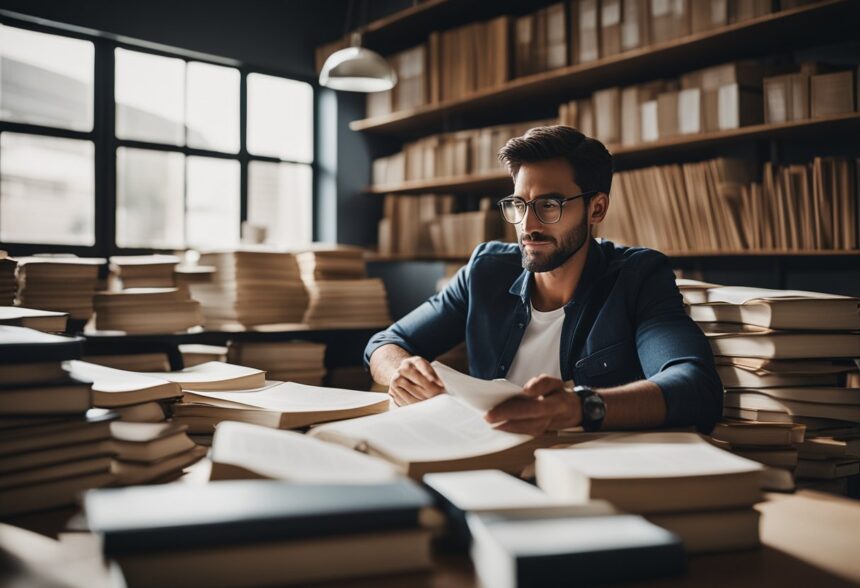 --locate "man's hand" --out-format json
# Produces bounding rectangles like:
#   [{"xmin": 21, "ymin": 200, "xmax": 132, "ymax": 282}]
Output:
[
  {"xmin": 485, "ymin": 374, "xmax": 582, "ymax": 436},
  {"xmin": 388, "ymin": 356, "xmax": 445, "ymax": 406}
]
